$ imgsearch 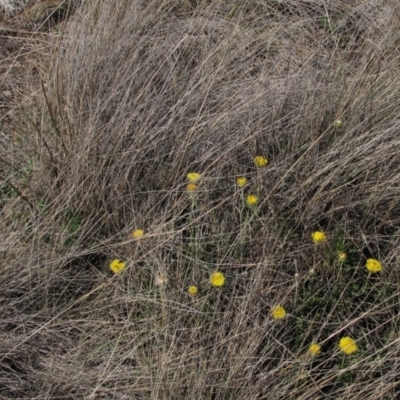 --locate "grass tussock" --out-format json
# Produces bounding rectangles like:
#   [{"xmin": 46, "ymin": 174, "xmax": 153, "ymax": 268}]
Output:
[{"xmin": 2, "ymin": 0, "xmax": 400, "ymax": 398}]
